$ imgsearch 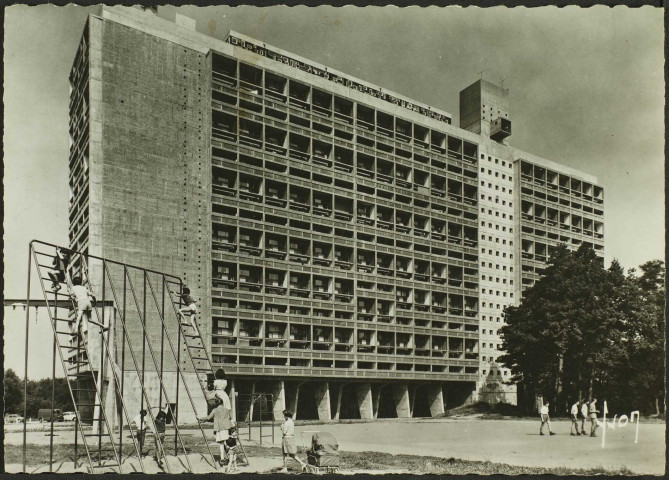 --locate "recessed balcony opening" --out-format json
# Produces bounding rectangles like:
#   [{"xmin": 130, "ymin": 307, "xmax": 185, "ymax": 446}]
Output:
[
  {"xmin": 463, "ymin": 184, "xmax": 477, "ymax": 205},
  {"xmin": 431, "ymin": 175, "xmax": 446, "ymax": 197},
  {"xmin": 264, "ymin": 126, "xmax": 287, "ymax": 155},
  {"xmin": 396, "ymin": 256, "xmax": 412, "ymax": 278},
  {"xmin": 264, "ymin": 71, "xmax": 287, "ymax": 101},
  {"xmin": 464, "ymin": 297, "xmax": 478, "ymax": 318},
  {"xmin": 313, "ymin": 242, "xmax": 333, "ymax": 267},
  {"xmin": 357, "ymin": 298, "xmax": 375, "ymax": 316},
  {"xmin": 213, "ymin": 225, "xmax": 236, "ymax": 251},
  {"xmin": 334, "ymin": 278, "xmax": 354, "ymax": 302},
  {"xmin": 396, "ymin": 287, "xmax": 411, "ymax": 309},
  {"xmin": 522, "ymin": 239, "xmax": 534, "ymax": 259},
  {"xmin": 334, "ymin": 96, "xmax": 353, "ymax": 124},
  {"xmin": 396, "ymin": 210, "xmax": 412, "ymax": 234},
  {"xmin": 212, "ymin": 54, "xmax": 237, "ymax": 84},
  {"xmin": 415, "ymin": 335, "xmax": 430, "ymax": 356},
  {"xmin": 413, "ymin": 124, "xmax": 429, "ymax": 147},
  {"xmin": 448, "ymin": 179, "xmax": 463, "ymax": 202},
  {"xmin": 414, "ymin": 169, "xmax": 429, "ymax": 191},
  {"xmin": 377, "ymin": 159, "xmax": 394, "ymax": 184},
  {"xmin": 464, "ymin": 226, "xmax": 477, "ymax": 247},
  {"xmin": 239, "ymin": 63, "xmax": 262, "ymax": 91},
  {"xmin": 334, "ymin": 245, "xmax": 353, "ymax": 269},
  {"xmin": 559, "ymin": 174, "xmax": 570, "ymax": 193},
  {"xmin": 289, "ymin": 325, "xmax": 310, "ymax": 349},
  {"xmin": 448, "ymin": 265, "xmax": 463, "ymax": 287},
  {"xmin": 333, "ymin": 196, "xmax": 353, "ymax": 222},
  {"xmin": 430, "ymin": 130, "xmax": 446, "ymax": 153},
  {"xmin": 334, "ymin": 328, "xmax": 354, "ymax": 352},
  {"xmin": 535, "ymin": 242, "xmax": 547, "ymax": 262},
  {"xmin": 238, "ymin": 118, "xmax": 262, "ymax": 148},
  {"xmin": 239, "ymin": 173, "xmax": 262, "ymax": 202},
  {"xmin": 396, "ymin": 118, "xmax": 411, "ymax": 143},
  {"xmin": 212, "ymin": 110, "xmax": 238, "ymax": 142},
  {"xmin": 312, "ymin": 88, "xmax": 332, "ymax": 116},
  {"xmin": 239, "ymin": 265, "xmax": 262, "ymax": 292},
  {"xmin": 414, "ymin": 260, "xmax": 429, "ymax": 282},
  {"xmin": 357, "ymin": 153, "xmax": 375, "ymax": 179},
  {"xmin": 313, "ymin": 192, "xmax": 333, "ymax": 218},
  {"xmin": 571, "ymin": 178, "xmax": 582, "ymax": 196},
  {"xmin": 449, "ymin": 295, "xmax": 464, "ymax": 316},
  {"xmin": 289, "ymin": 185, "xmax": 310, "ymax": 212},
  {"xmin": 397, "ymin": 333, "xmax": 411, "ymax": 354},
  {"xmin": 414, "ymin": 214, "xmax": 429, "ymax": 238},
  {"xmin": 432, "ymin": 336, "xmax": 447, "ymax": 357},
  {"xmin": 265, "ymin": 233, "xmax": 287, "ymax": 260},
  {"xmin": 593, "ymin": 186, "xmax": 604, "ymax": 203},
  {"xmin": 265, "ymin": 269, "xmax": 287, "ymax": 295},
  {"xmin": 313, "ymin": 327, "xmax": 333, "ymax": 350},
  {"xmin": 313, "ymin": 275, "xmax": 332, "ymax": 300},
  {"xmin": 212, "ymin": 167, "xmax": 236, "ymax": 196},
  {"xmin": 265, "ymin": 179, "xmax": 287, "ymax": 208},
  {"xmin": 377, "ymin": 111, "xmax": 394, "ymax": 138},
  {"xmin": 447, "ymin": 136, "xmax": 462, "ymax": 157},
  {"xmin": 213, "ymin": 261, "xmax": 236, "ymax": 289},
  {"xmin": 357, "ymin": 330, "xmax": 374, "ymax": 352},
  {"xmin": 547, "ymin": 170, "xmax": 559, "ymax": 189},
  {"xmin": 334, "ymin": 147, "xmax": 354, "ymax": 173},
  {"xmin": 265, "ymin": 322, "xmax": 287, "ymax": 348},
  {"xmin": 289, "ymin": 272, "xmax": 310, "ymax": 298},
  {"xmin": 395, "ymin": 165, "xmax": 411, "ymax": 189},
  {"xmin": 376, "ymin": 206, "xmax": 394, "ymax": 231},
  {"xmin": 521, "ymin": 161, "xmax": 533, "ymax": 180},
  {"xmin": 356, "ymin": 201, "xmax": 374, "ymax": 226},
  {"xmin": 239, "ymin": 228, "xmax": 262, "ymax": 255},
  {"xmin": 357, "ymin": 249, "xmax": 375, "ymax": 273},
  {"xmin": 356, "ymin": 104, "xmax": 375, "ymax": 131},
  {"xmin": 448, "ymin": 223, "xmax": 463, "ymax": 244},
  {"xmin": 288, "ymin": 133, "xmax": 310, "ymax": 161},
  {"xmin": 312, "ymin": 140, "xmax": 332, "ymax": 167},
  {"xmin": 534, "ymin": 166, "xmax": 546, "ymax": 185},
  {"xmin": 289, "ymin": 80, "xmax": 310, "ymax": 109},
  {"xmin": 463, "ymin": 141, "xmax": 477, "ymax": 161},
  {"xmin": 377, "ymin": 332, "xmax": 394, "ymax": 354},
  {"xmin": 377, "ymin": 253, "xmax": 394, "ymax": 277}
]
